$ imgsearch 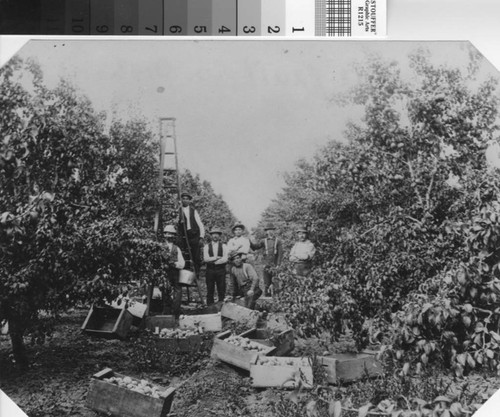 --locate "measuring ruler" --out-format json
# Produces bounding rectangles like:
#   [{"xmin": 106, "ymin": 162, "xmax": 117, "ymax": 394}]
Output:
[{"xmin": 0, "ymin": 0, "xmax": 385, "ymax": 37}]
